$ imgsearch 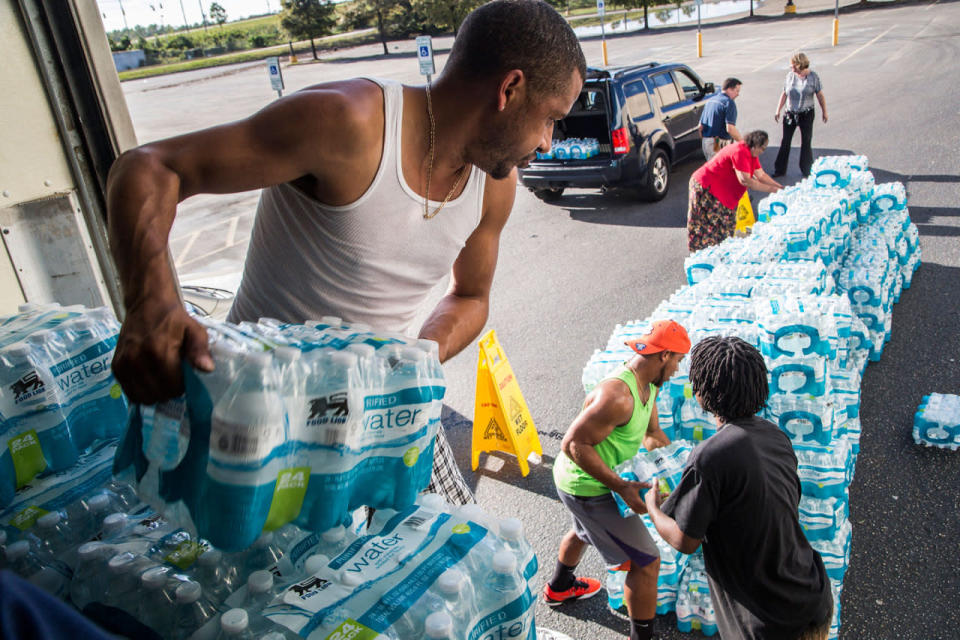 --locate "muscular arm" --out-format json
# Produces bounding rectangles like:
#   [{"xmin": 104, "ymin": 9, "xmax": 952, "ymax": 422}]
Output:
[
  {"xmin": 108, "ymin": 82, "xmax": 382, "ymax": 403},
  {"xmin": 417, "ymin": 170, "xmax": 516, "ymax": 362},
  {"xmin": 561, "ymin": 380, "xmax": 650, "ymax": 513}
]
